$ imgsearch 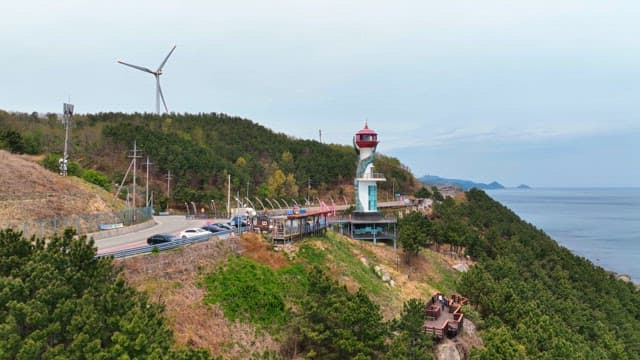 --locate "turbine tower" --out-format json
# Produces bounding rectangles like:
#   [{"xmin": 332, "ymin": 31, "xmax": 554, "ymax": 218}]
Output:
[{"xmin": 118, "ymin": 45, "xmax": 176, "ymax": 114}]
